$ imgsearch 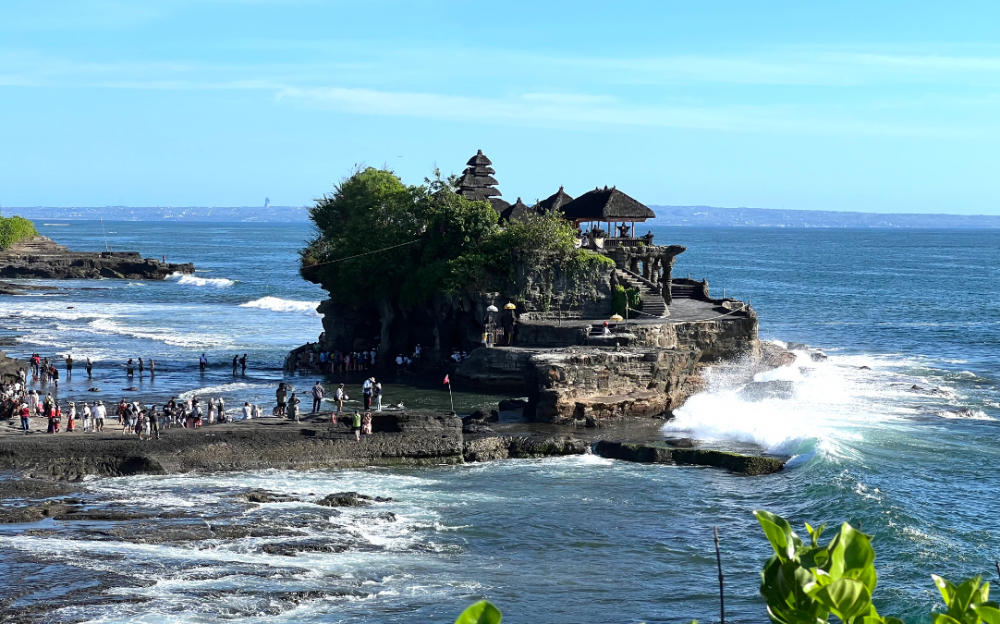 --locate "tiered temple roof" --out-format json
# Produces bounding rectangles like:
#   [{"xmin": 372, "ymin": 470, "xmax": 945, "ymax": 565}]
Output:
[{"xmin": 459, "ymin": 150, "xmax": 508, "ymax": 212}]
